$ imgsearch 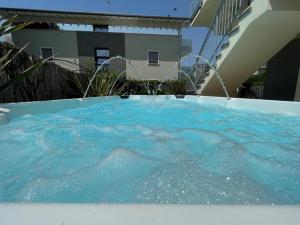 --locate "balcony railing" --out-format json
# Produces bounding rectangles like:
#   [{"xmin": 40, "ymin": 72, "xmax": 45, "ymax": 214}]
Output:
[
  {"xmin": 195, "ymin": 0, "xmax": 250, "ymax": 84},
  {"xmin": 191, "ymin": 0, "xmax": 203, "ymax": 19}
]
